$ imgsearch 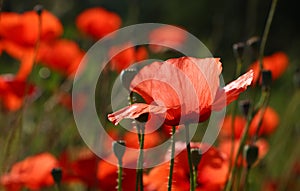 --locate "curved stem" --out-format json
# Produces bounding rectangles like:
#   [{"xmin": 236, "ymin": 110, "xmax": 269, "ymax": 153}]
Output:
[
  {"xmin": 258, "ymin": 0, "xmax": 278, "ymax": 70},
  {"xmin": 185, "ymin": 125, "xmax": 195, "ymax": 191},
  {"xmin": 168, "ymin": 126, "xmax": 176, "ymax": 191}
]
